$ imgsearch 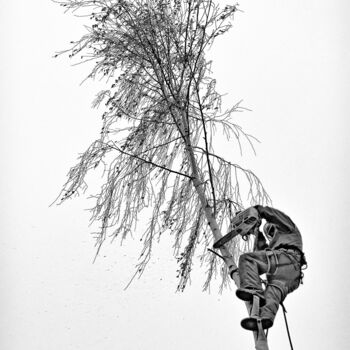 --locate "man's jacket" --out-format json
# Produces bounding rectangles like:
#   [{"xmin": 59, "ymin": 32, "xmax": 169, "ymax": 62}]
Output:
[{"xmin": 254, "ymin": 205, "xmax": 303, "ymax": 252}]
